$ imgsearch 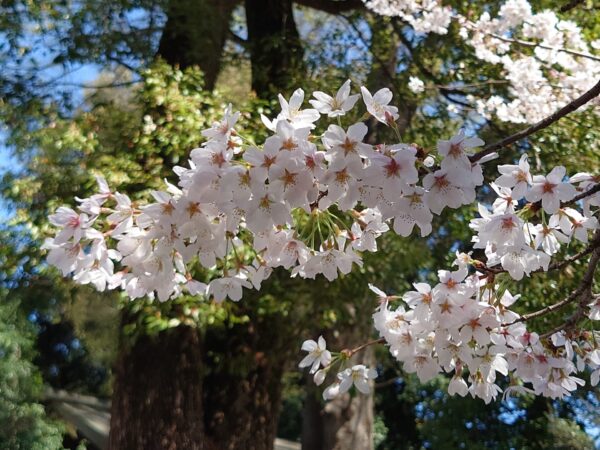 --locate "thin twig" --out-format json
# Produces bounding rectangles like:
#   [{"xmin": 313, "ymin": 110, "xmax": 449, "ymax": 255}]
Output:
[
  {"xmin": 375, "ymin": 377, "xmax": 401, "ymax": 389},
  {"xmin": 343, "ymin": 337, "xmax": 386, "ymax": 358},
  {"xmin": 478, "ymin": 243, "xmax": 595, "ymax": 278},
  {"xmin": 434, "ymin": 80, "xmax": 509, "ymax": 91},
  {"xmin": 53, "ymin": 80, "xmax": 138, "ymax": 89},
  {"xmin": 537, "ymin": 230, "xmax": 600, "ymax": 338},
  {"xmin": 566, "ymin": 183, "xmax": 600, "ymax": 206},
  {"xmin": 501, "ymin": 231, "xmax": 600, "ymax": 326},
  {"xmin": 471, "ymin": 79, "xmax": 600, "ymax": 163},
  {"xmin": 512, "ymin": 290, "xmax": 580, "ymax": 324},
  {"xmin": 480, "ymin": 29, "xmax": 600, "ymax": 63}
]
